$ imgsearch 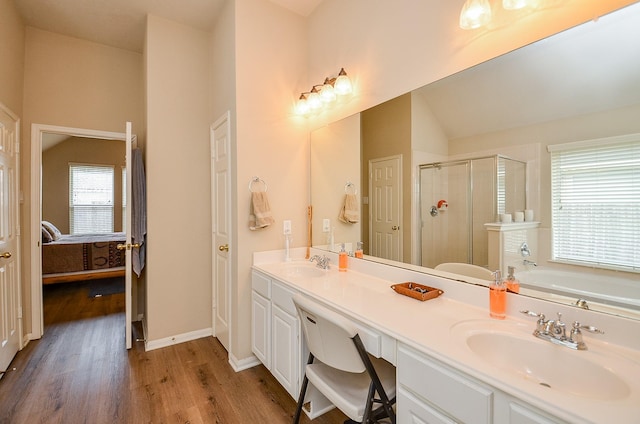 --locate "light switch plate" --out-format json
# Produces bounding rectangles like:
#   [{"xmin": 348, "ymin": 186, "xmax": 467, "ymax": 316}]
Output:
[
  {"xmin": 283, "ymin": 220, "xmax": 292, "ymax": 235},
  {"xmin": 322, "ymin": 219, "xmax": 330, "ymax": 232}
]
